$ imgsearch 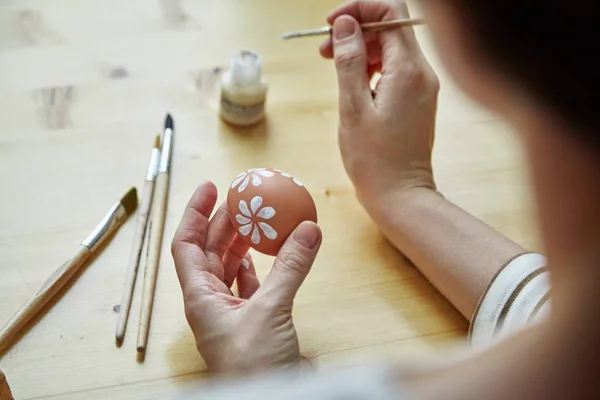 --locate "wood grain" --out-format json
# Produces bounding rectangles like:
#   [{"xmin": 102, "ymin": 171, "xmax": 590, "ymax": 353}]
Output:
[
  {"xmin": 0, "ymin": 0, "xmax": 541, "ymax": 399},
  {"xmin": 115, "ymin": 180, "xmax": 155, "ymax": 344},
  {"xmin": 137, "ymin": 173, "xmax": 170, "ymax": 353}
]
